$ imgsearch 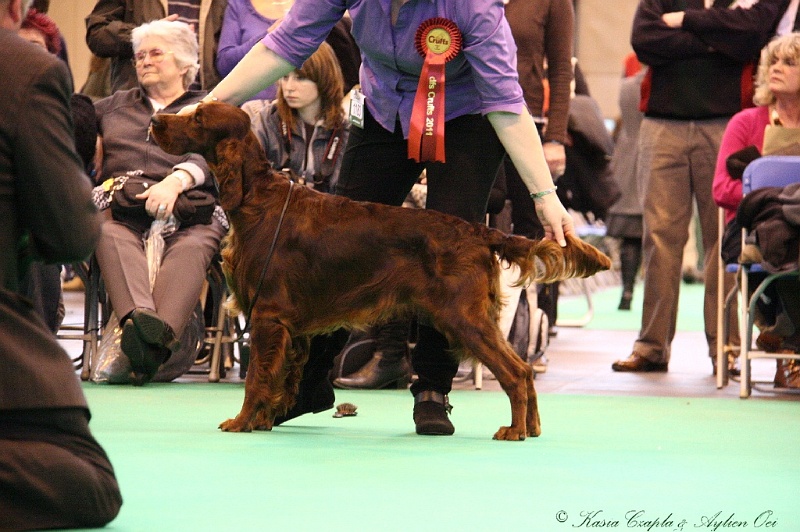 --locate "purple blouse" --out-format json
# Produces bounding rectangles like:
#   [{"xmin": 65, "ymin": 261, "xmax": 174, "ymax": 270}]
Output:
[
  {"xmin": 263, "ymin": 0, "xmax": 524, "ymax": 137},
  {"xmin": 217, "ymin": 0, "xmax": 280, "ymax": 102}
]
